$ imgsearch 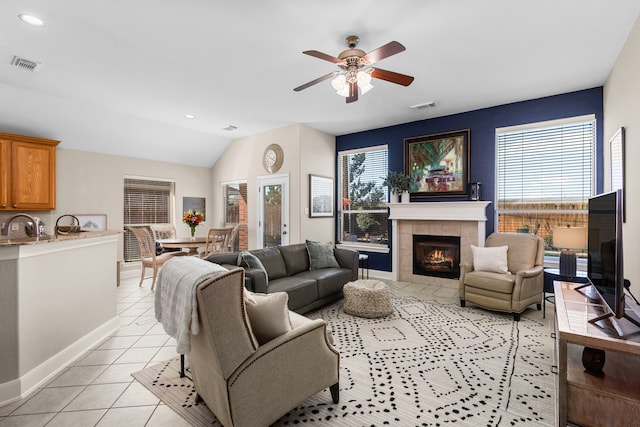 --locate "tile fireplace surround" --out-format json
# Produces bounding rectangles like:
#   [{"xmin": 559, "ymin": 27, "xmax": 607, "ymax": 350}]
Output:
[{"xmin": 389, "ymin": 201, "xmax": 491, "ymax": 287}]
